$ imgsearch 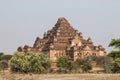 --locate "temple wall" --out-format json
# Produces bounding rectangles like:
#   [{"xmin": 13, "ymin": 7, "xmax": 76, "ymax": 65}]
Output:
[{"xmin": 50, "ymin": 50, "xmax": 66, "ymax": 62}]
